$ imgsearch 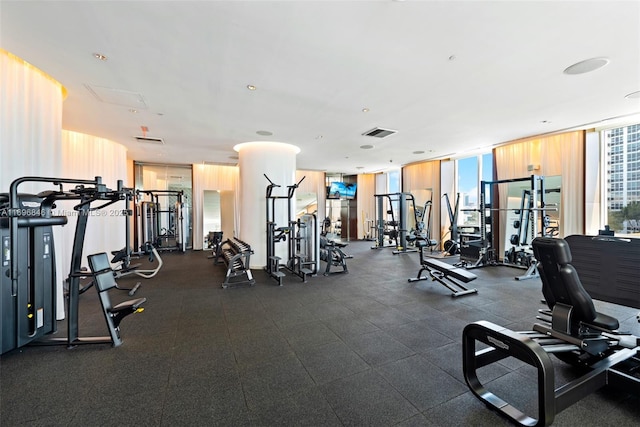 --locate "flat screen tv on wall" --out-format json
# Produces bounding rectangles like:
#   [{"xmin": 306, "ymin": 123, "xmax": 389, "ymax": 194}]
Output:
[{"xmin": 327, "ymin": 182, "xmax": 357, "ymax": 199}]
